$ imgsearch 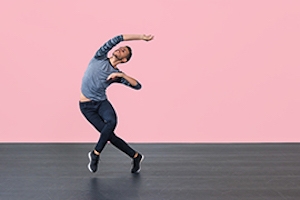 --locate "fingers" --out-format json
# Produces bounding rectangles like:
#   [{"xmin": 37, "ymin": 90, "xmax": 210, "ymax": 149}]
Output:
[
  {"xmin": 147, "ymin": 35, "xmax": 154, "ymax": 41},
  {"xmin": 143, "ymin": 34, "xmax": 154, "ymax": 41},
  {"xmin": 107, "ymin": 73, "xmax": 116, "ymax": 80},
  {"xmin": 106, "ymin": 74, "xmax": 112, "ymax": 80},
  {"xmin": 107, "ymin": 72, "xmax": 122, "ymax": 80}
]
